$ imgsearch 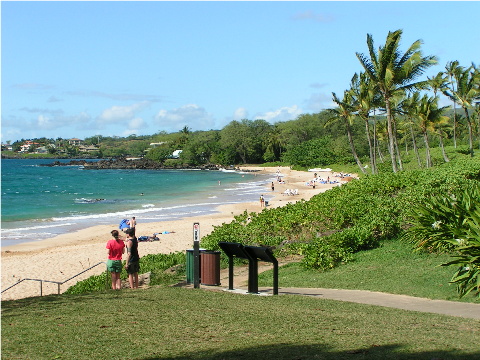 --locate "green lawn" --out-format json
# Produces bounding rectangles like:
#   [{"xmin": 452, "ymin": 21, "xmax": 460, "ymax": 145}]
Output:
[
  {"xmin": 2, "ymin": 287, "xmax": 479, "ymax": 360},
  {"xmin": 2, "ymin": 239, "xmax": 479, "ymax": 359},
  {"xmin": 259, "ymin": 239, "xmax": 479, "ymax": 303}
]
